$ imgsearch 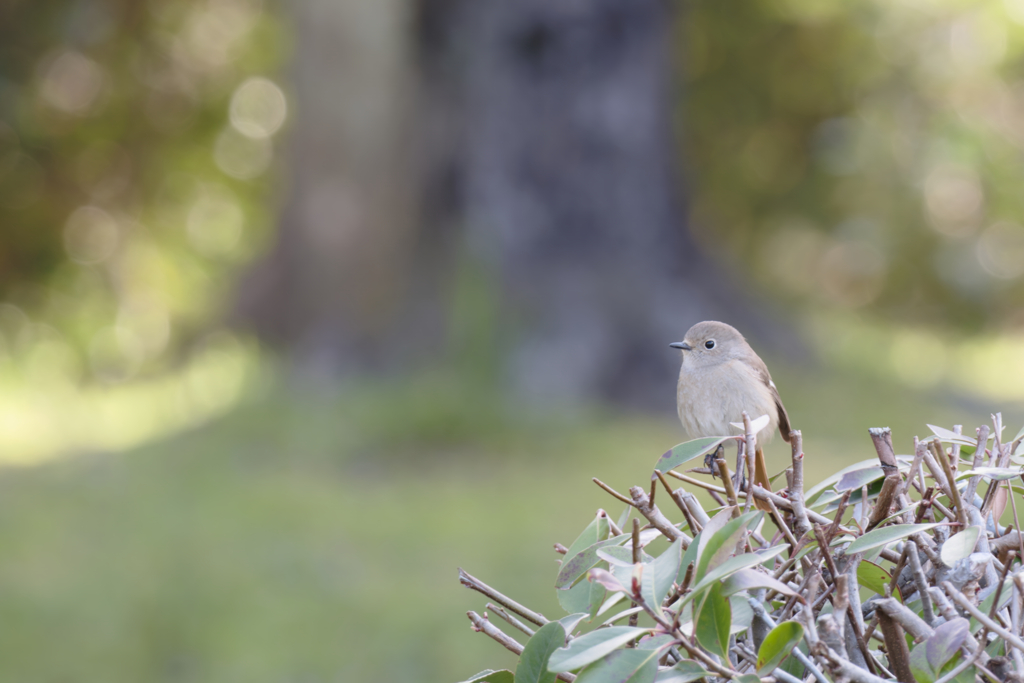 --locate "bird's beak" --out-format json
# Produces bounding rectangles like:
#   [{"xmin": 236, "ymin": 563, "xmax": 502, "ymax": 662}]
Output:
[{"xmin": 669, "ymin": 341, "xmax": 692, "ymax": 351}]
